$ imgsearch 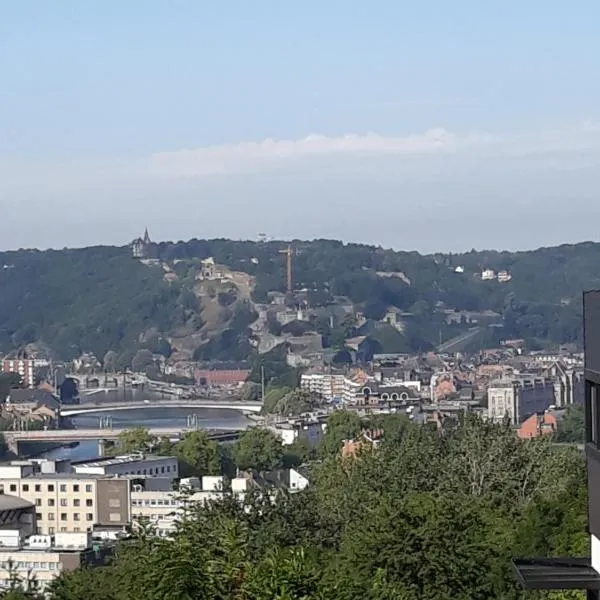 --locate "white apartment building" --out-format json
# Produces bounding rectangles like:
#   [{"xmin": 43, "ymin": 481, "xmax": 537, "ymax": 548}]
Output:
[
  {"xmin": 72, "ymin": 454, "xmax": 178, "ymax": 482},
  {"xmin": 300, "ymin": 372, "xmax": 345, "ymax": 400},
  {"xmin": 0, "ymin": 531, "xmax": 108, "ymax": 594},
  {"xmin": 131, "ymin": 476, "xmax": 250, "ymax": 537},
  {"xmin": 0, "ymin": 464, "xmax": 130, "ymax": 535}
]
